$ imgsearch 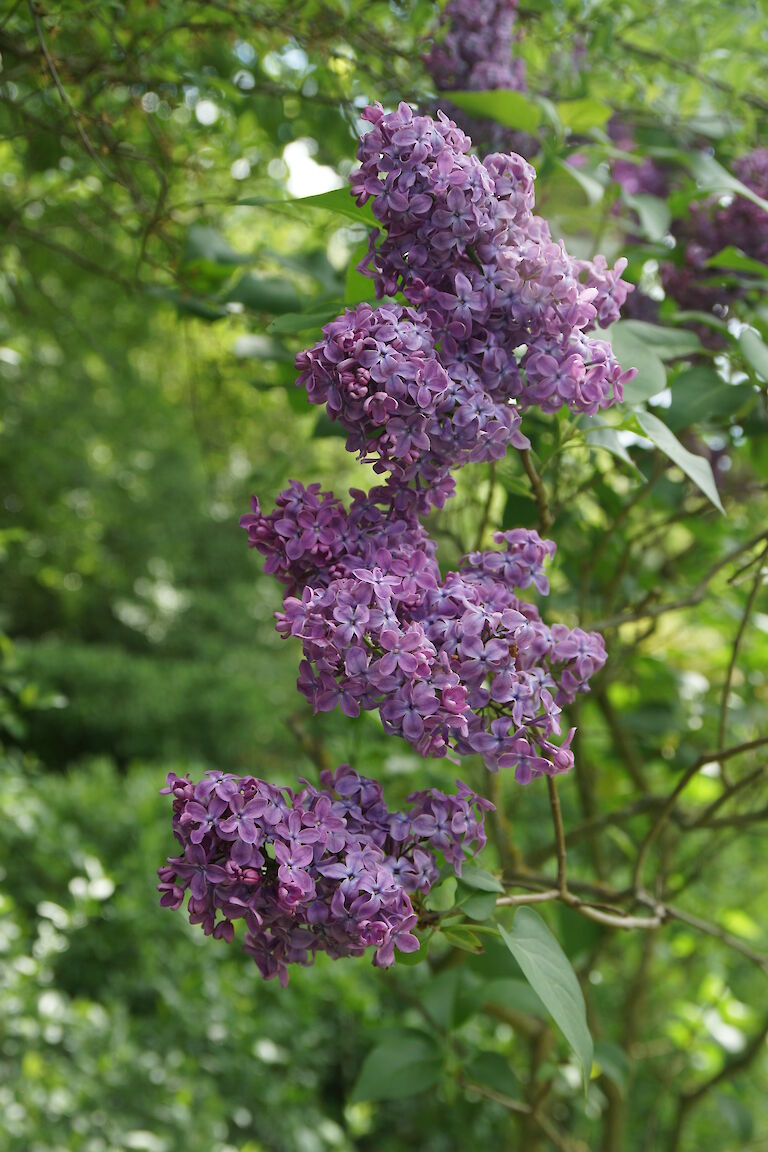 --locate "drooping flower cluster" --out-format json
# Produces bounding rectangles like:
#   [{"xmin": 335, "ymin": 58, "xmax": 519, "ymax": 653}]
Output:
[
  {"xmin": 295, "ymin": 105, "xmax": 634, "ymax": 499},
  {"xmin": 158, "ymin": 765, "xmax": 490, "ymax": 985},
  {"xmin": 244, "ymin": 489, "xmax": 607, "ymax": 781},
  {"xmin": 240, "ymin": 106, "xmax": 625, "ymax": 780},
  {"xmin": 424, "ymin": 0, "xmax": 531, "ymax": 154},
  {"xmin": 240, "ymin": 479, "xmax": 439, "ymax": 596}
]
